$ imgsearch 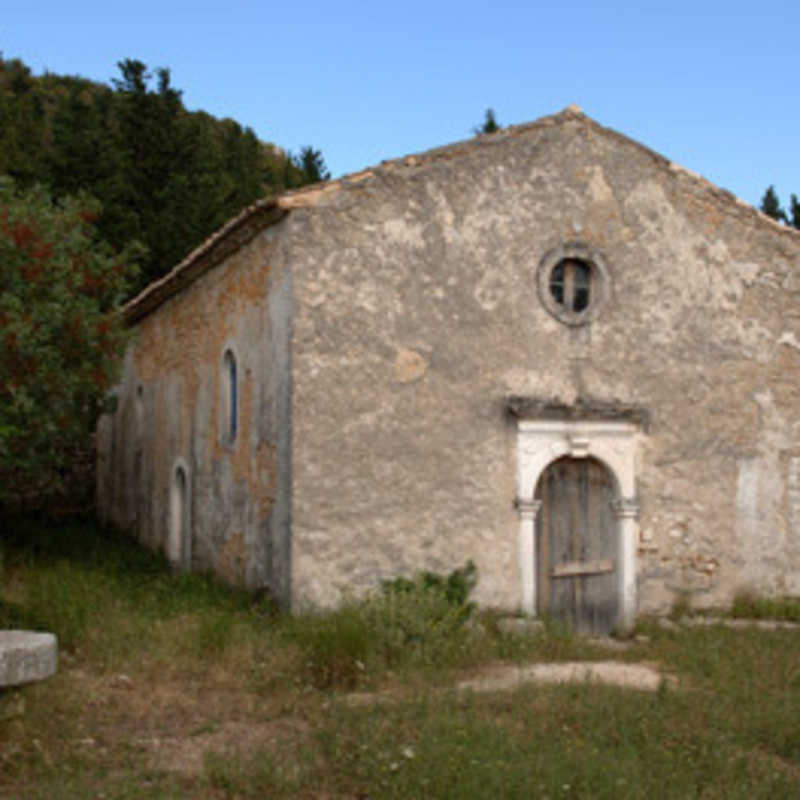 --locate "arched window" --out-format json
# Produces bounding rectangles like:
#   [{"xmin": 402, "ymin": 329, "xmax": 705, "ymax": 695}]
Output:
[{"xmin": 221, "ymin": 349, "xmax": 238, "ymax": 444}]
